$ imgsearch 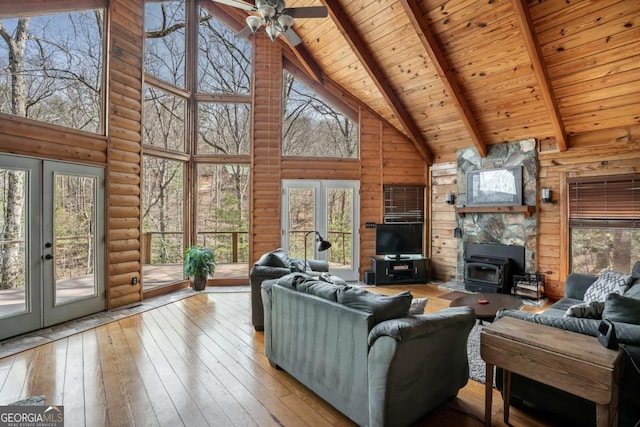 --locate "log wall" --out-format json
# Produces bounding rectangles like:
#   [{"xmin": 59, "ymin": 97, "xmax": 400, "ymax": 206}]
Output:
[
  {"xmin": 429, "ymin": 162, "xmax": 458, "ymax": 282},
  {"xmin": 106, "ymin": 0, "xmax": 144, "ymax": 308}
]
